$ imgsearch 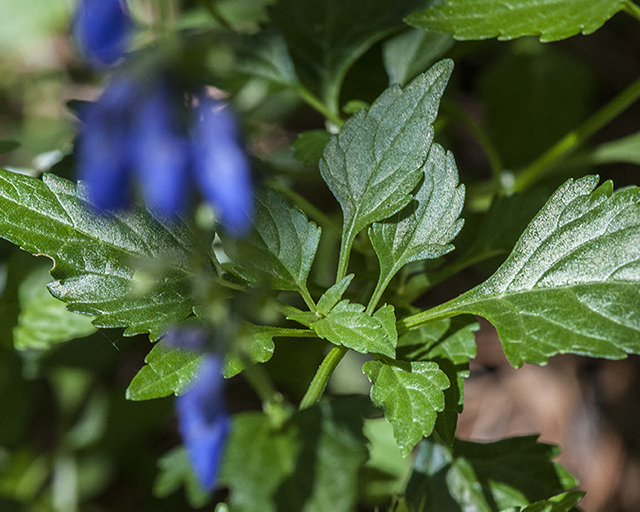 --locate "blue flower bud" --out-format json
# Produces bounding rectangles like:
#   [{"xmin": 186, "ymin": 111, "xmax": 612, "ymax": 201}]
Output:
[
  {"xmin": 177, "ymin": 355, "xmax": 230, "ymax": 490},
  {"xmin": 74, "ymin": 0, "xmax": 131, "ymax": 66},
  {"xmin": 192, "ymin": 99, "xmax": 253, "ymax": 237}
]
